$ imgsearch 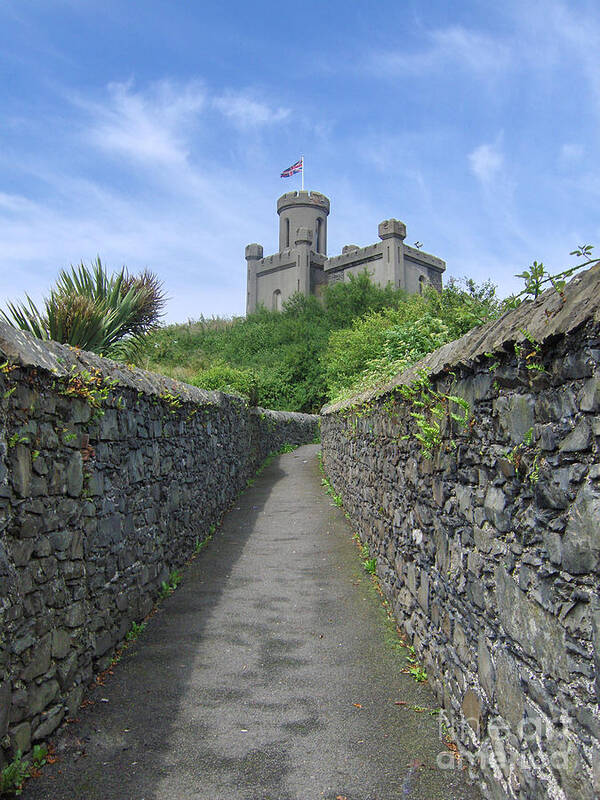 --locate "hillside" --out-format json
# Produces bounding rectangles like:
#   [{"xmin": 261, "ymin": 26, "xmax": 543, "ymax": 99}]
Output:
[{"xmin": 136, "ymin": 273, "xmax": 501, "ymax": 413}]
